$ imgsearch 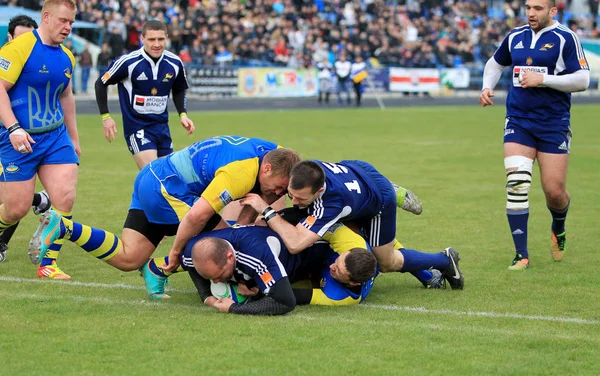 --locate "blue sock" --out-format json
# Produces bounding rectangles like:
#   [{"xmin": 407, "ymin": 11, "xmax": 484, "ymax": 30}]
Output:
[
  {"xmin": 410, "ymin": 270, "xmax": 433, "ymax": 284},
  {"xmin": 399, "ymin": 249, "xmax": 451, "ymax": 272},
  {"xmin": 548, "ymin": 201, "xmax": 569, "ymax": 235},
  {"xmin": 507, "ymin": 209, "xmax": 529, "ymax": 258}
]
